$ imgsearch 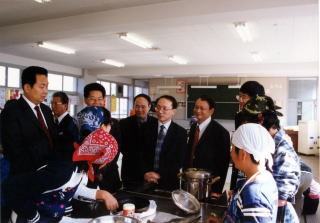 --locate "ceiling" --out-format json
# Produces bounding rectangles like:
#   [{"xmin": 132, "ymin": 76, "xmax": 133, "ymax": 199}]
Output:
[{"xmin": 0, "ymin": 0, "xmax": 318, "ymax": 79}]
